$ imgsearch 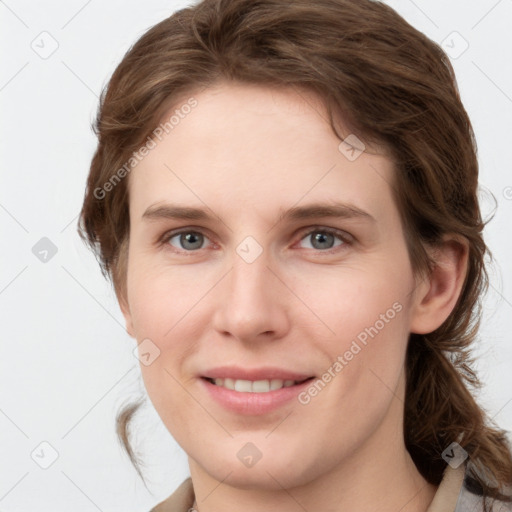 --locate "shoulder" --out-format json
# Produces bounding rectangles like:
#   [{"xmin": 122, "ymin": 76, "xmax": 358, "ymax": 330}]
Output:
[
  {"xmin": 456, "ymin": 489, "xmax": 512, "ymax": 512},
  {"xmin": 455, "ymin": 461, "xmax": 512, "ymax": 512},
  {"xmin": 426, "ymin": 461, "xmax": 512, "ymax": 512},
  {"xmin": 149, "ymin": 478, "xmax": 195, "ymax": 512}
]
